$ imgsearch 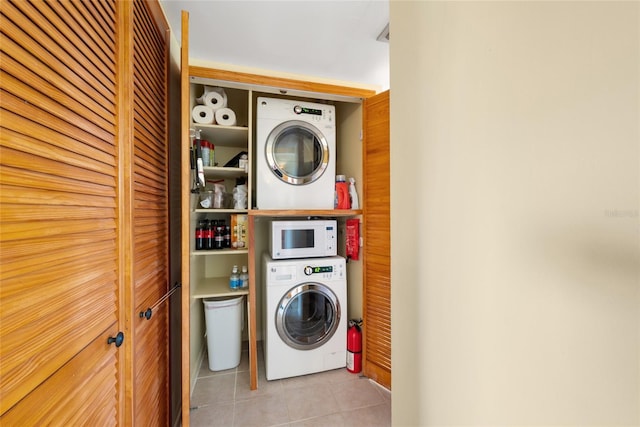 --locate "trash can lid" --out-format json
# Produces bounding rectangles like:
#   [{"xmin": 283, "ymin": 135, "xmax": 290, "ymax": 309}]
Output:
[{"xmin": 203, "ymin": 295, "xmax": 244, "ymax": 309}]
